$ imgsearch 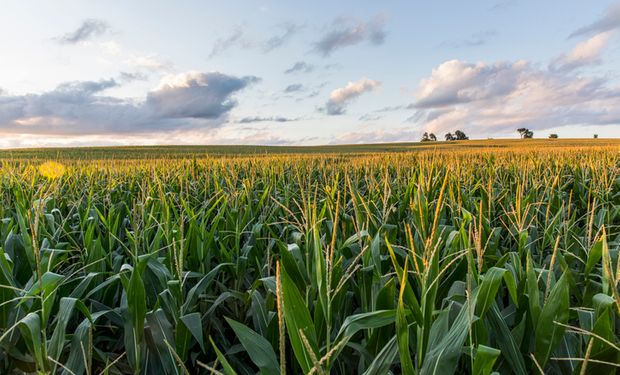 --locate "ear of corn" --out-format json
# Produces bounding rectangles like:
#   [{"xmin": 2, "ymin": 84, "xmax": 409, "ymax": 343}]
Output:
[{"xmin": 0, "ymin": 141, "xmax": 618, "ymax": 374}]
